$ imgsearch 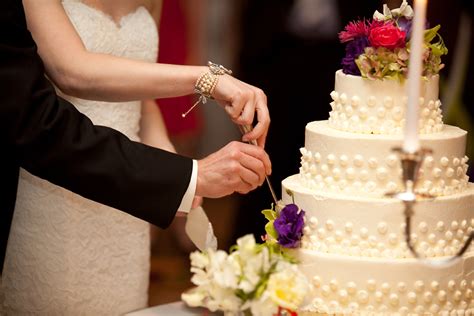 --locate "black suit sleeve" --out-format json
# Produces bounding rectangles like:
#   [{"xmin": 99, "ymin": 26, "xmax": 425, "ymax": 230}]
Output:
[{"xmin": 0, "ymin": 0, "xmax": 192, "ymax": 229}]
